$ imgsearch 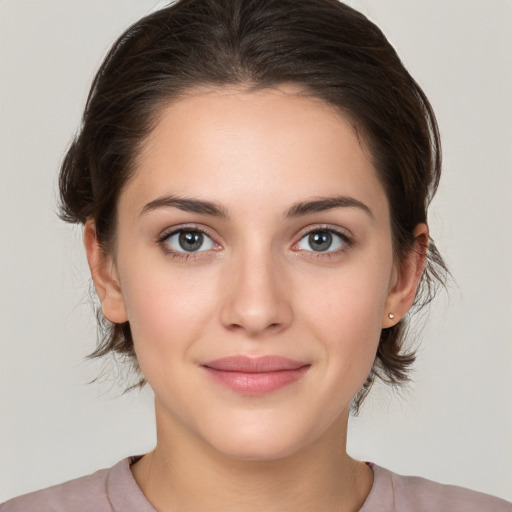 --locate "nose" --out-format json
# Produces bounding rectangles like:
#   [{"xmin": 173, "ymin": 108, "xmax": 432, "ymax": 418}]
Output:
[{"xmin": 219, "ymin": 247, "xmax": 293, "ymax": 337}]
